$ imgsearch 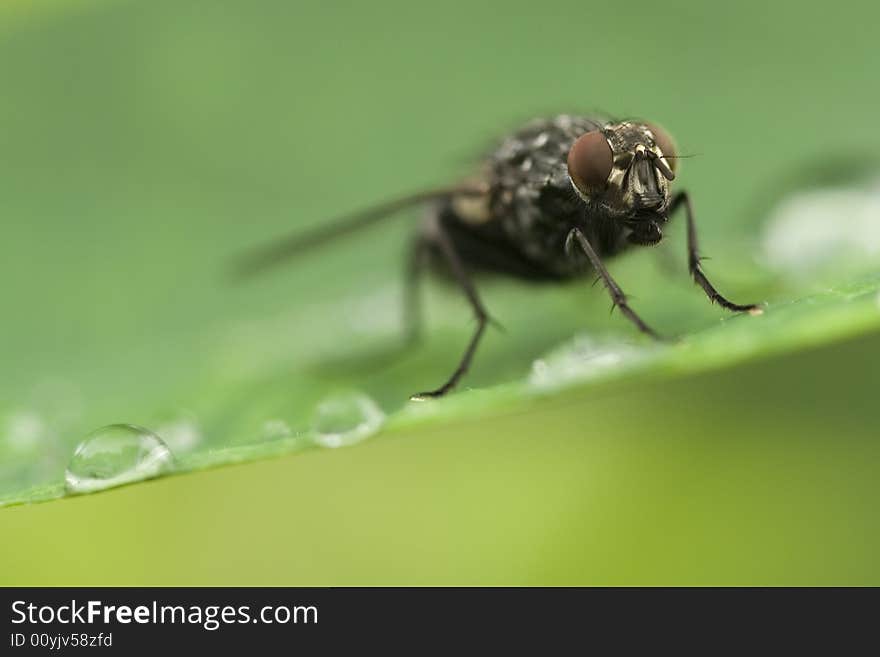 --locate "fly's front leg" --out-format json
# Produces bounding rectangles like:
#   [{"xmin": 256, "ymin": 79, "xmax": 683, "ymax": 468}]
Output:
[
  {"xmin": 410, "ymin": 220, "xmax": 490, "ymax": 400},
  {"xmin": 668, "ymin": 191, "xmax": 762, "ymax": 314},
  {"xmin": 565, "ymin": 228, "xmax": 661, "ymax": 339}
]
